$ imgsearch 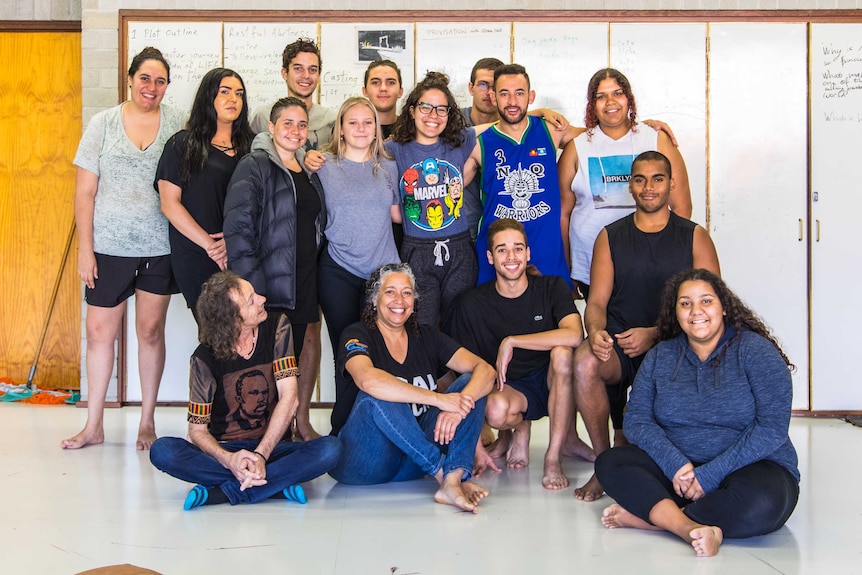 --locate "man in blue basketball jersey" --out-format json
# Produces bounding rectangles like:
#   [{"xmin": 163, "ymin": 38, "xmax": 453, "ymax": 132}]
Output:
[{"xmin": 468, "ymin": 64, "xmax": 580, "ymax": 287}]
